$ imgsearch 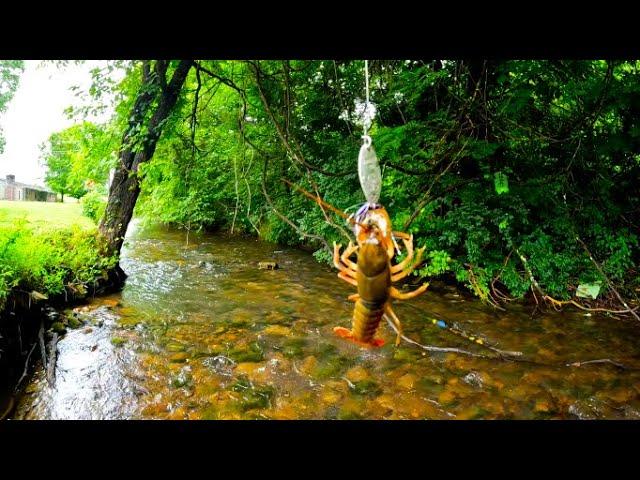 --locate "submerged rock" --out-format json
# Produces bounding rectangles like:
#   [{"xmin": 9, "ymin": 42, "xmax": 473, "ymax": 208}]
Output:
[
  {"xmin": 262, "ymin": 325, "xmax": 292, "ymax": 337},
  {"xmin": 202, "ymin": 355, "xmax": 236, "ymax": 377},
  {"xmin": 258, "ymin": 262, "xmax": 278, "ymax": 270},
  {"xmin": 281, "ymin": 338, "xmax": 307, "ymax": 359},
  {"xmin": 228, "ymin": 342, "xmax": 265, "ymax": 363},
  {"xmin": 345, "ymin": 366, "xmax": 369, "ymax": 383},
  {"xmin": 231, "ymin": 377, "xmax": 275, "ymax": 411},
  {"xmin": 166, "ymin": 342, "xmax": 187, "ymax": 353},
  {"xmin": 397, "ymin": 373, "xmax": 417, "ymax": 390},
  {"xmin": 170, "ymin": 367, "xmax": 193, "ymax": 389},
  {"xmin": 462, "ymin": 371, "xmax": 492, "ymax": 389},
  {"xmin": 169, "ymin": 352, "xmax": 190, "ymax": 363},
  {"xmin": 349, "ymin": 379, "xmax": 382, "ymax": 397},
  {"xmin": 67, "ymin": 316, "xmax": 84, "ymax": 329}
]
